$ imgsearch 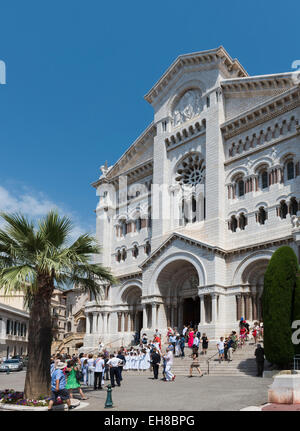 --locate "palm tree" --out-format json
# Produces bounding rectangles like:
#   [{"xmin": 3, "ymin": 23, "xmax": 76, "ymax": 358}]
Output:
[{"xmin": 0, "ymin": 211, "xmax": 115, "ymax": 399}]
